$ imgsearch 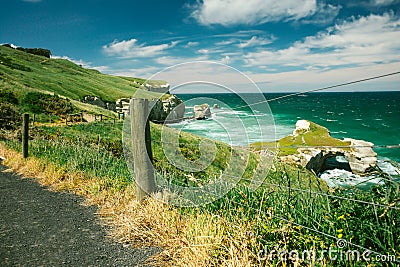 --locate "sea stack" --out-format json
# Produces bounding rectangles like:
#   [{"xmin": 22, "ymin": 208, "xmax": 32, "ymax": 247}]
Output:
[{"xmin": 194, "ymin": 104, "xmax": 211, "ymax": 120}]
